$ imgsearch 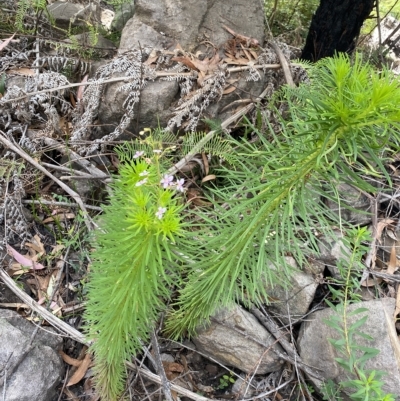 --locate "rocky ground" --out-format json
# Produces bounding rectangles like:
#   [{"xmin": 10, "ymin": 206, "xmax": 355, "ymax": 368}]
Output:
[{"xmin": 1, "ymin": 1, "xmax": 400, "ymax": 400}]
